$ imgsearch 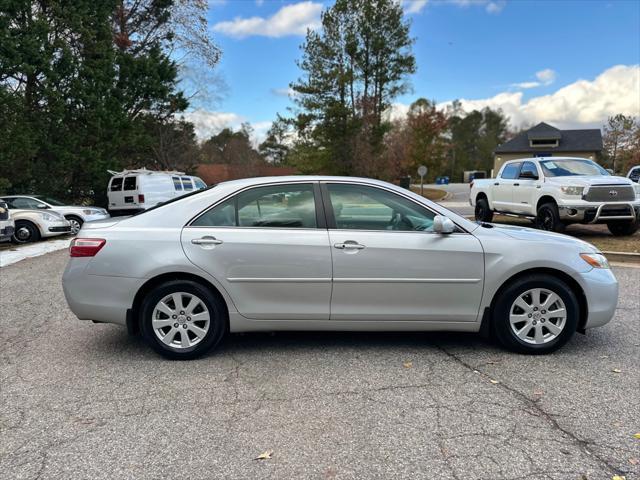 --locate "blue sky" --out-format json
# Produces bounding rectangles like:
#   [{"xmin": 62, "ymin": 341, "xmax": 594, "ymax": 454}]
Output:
[{"xmin": 183, "ymin": 0, "xmax": 640, "ymax": 140}]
